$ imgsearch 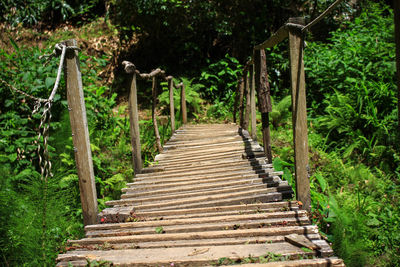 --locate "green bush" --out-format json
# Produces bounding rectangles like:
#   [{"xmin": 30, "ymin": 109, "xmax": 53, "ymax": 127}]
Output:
[
  {"xmin": 268, "ymin": 3, "xmax": 400, "ymax": 265},
  {"xmin": 0, "ymin": 0, "xmax": 105, "ymax": 26}
]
